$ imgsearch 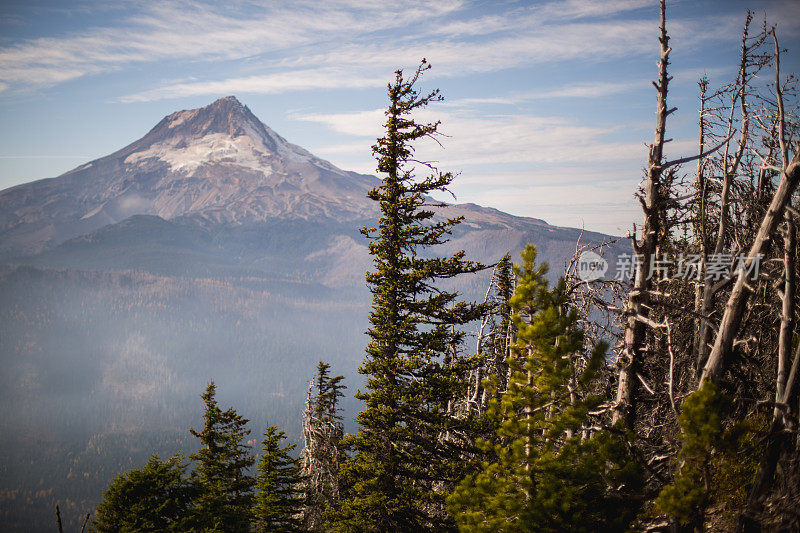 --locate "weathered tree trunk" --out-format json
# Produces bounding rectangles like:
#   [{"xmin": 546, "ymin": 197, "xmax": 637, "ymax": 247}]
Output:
[
  {"xmin": 701, "ymin": 153, "xmax": 800, "ymax": 384},
  {"xmin": 80, "ymin": 512, "xmax": 91, "ymax": 533},
  {"xmin": 56, "ymin": 505, "xmax": 63, "ymax": 533},
  {"xmin": 692, "ymin": 76, "xmax": 709, "ymax": 366},
  {"xmin": 776, "ymin": 214, "xmax": 795, "ymax": 420},
  {"xmin": 612, "ymin": 0, "xmax": 671, "ymax": 428}
]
